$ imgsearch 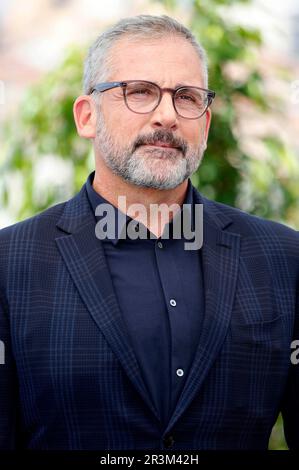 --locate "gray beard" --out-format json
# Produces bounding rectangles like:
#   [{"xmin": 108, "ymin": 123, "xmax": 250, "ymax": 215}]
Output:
[{"xmin": 95, "ymin": 111, "xmax": 207, "ymax": 190}]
